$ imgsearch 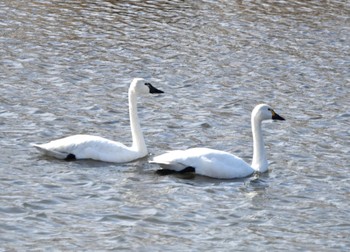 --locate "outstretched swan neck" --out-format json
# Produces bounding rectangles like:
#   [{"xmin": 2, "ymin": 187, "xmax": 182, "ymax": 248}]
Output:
[
  {"xmin": 251, "ymin": 114, "xmax": 268, "ymax": 173},
  {"xmin": 129, "ymin": 88, "xmax": 147, "ymax": 155}
]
